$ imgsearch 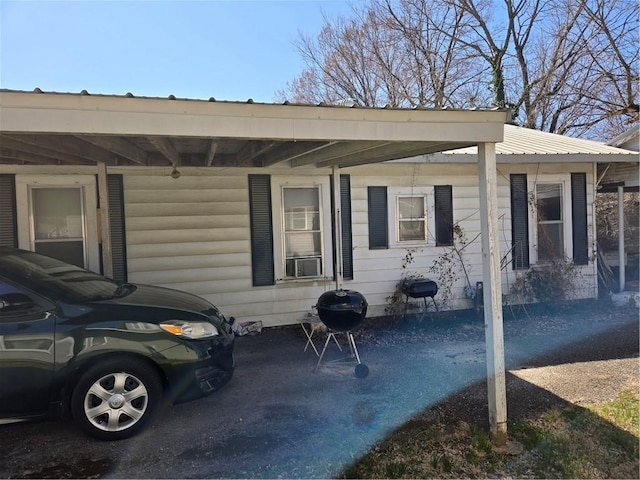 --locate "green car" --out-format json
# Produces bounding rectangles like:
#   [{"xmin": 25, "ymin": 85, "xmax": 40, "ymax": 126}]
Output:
[{"xmin": 0, "ymin": 247, "xmax": 235, "ymax": 440}]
